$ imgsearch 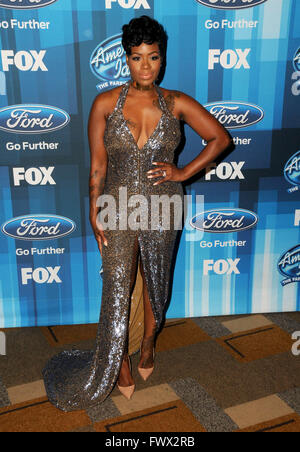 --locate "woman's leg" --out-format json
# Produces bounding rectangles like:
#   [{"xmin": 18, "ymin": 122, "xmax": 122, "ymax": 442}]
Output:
[
  {"xmin": 117, "ymin": 234, "xmax": 140, "ymax": 387},
  {"xmin": 136, "ymin": 227, "xmax": 180, "ymax": 370},
  {"xmin": 138, "ymin": 255, "xmax": 156, "ymax": 369}
]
